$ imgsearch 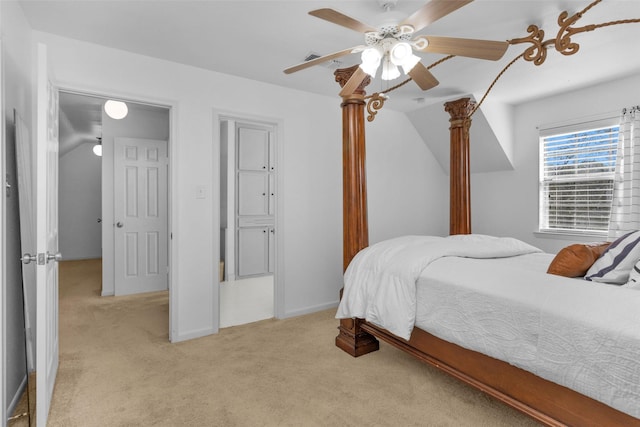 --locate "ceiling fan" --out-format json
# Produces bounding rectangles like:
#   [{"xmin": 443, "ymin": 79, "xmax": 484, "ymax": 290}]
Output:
[{"xmin": 284, "ymin": 0, "xmax": 509, "ymax": 96}]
